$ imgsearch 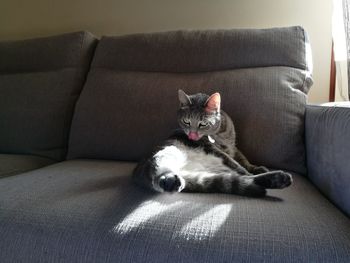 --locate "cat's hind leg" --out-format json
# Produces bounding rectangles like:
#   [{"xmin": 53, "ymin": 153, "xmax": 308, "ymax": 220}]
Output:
[
  {"xmin": 152, "ymin": 145, "xmax": 187, "ymax": 193},
  {"xmin": 252, "ymin": 170, "xmax": 292, "ymax": 189},
  {"xmin": 181, "ymin": 170, "xmax": 267, "ymax": 197},
  {"xmin": 133, "ymin": 144, "xmax": 187, "ymax": 193},
  {"xmin": 156, "ymin": 171, "xmax": 185, "ymax": 192},
  {"xmin": 181, "ymin": 169, "xmax": 292, "ymax": 197}
]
